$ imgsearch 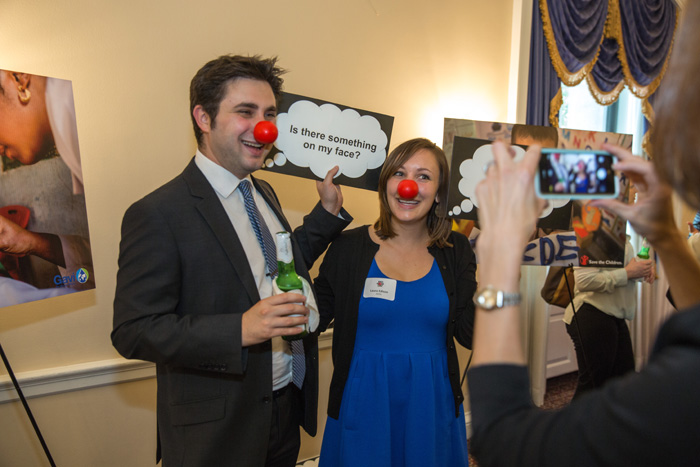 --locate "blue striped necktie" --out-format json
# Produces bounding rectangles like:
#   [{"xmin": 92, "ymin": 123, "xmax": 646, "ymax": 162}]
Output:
[
  {"xmin": 238, "ymin": 180, "xmax": 277, "ymax": 278},
  {"xmin": 238, "ymin": 179, "xmax": 305, "ymax": 389}
]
